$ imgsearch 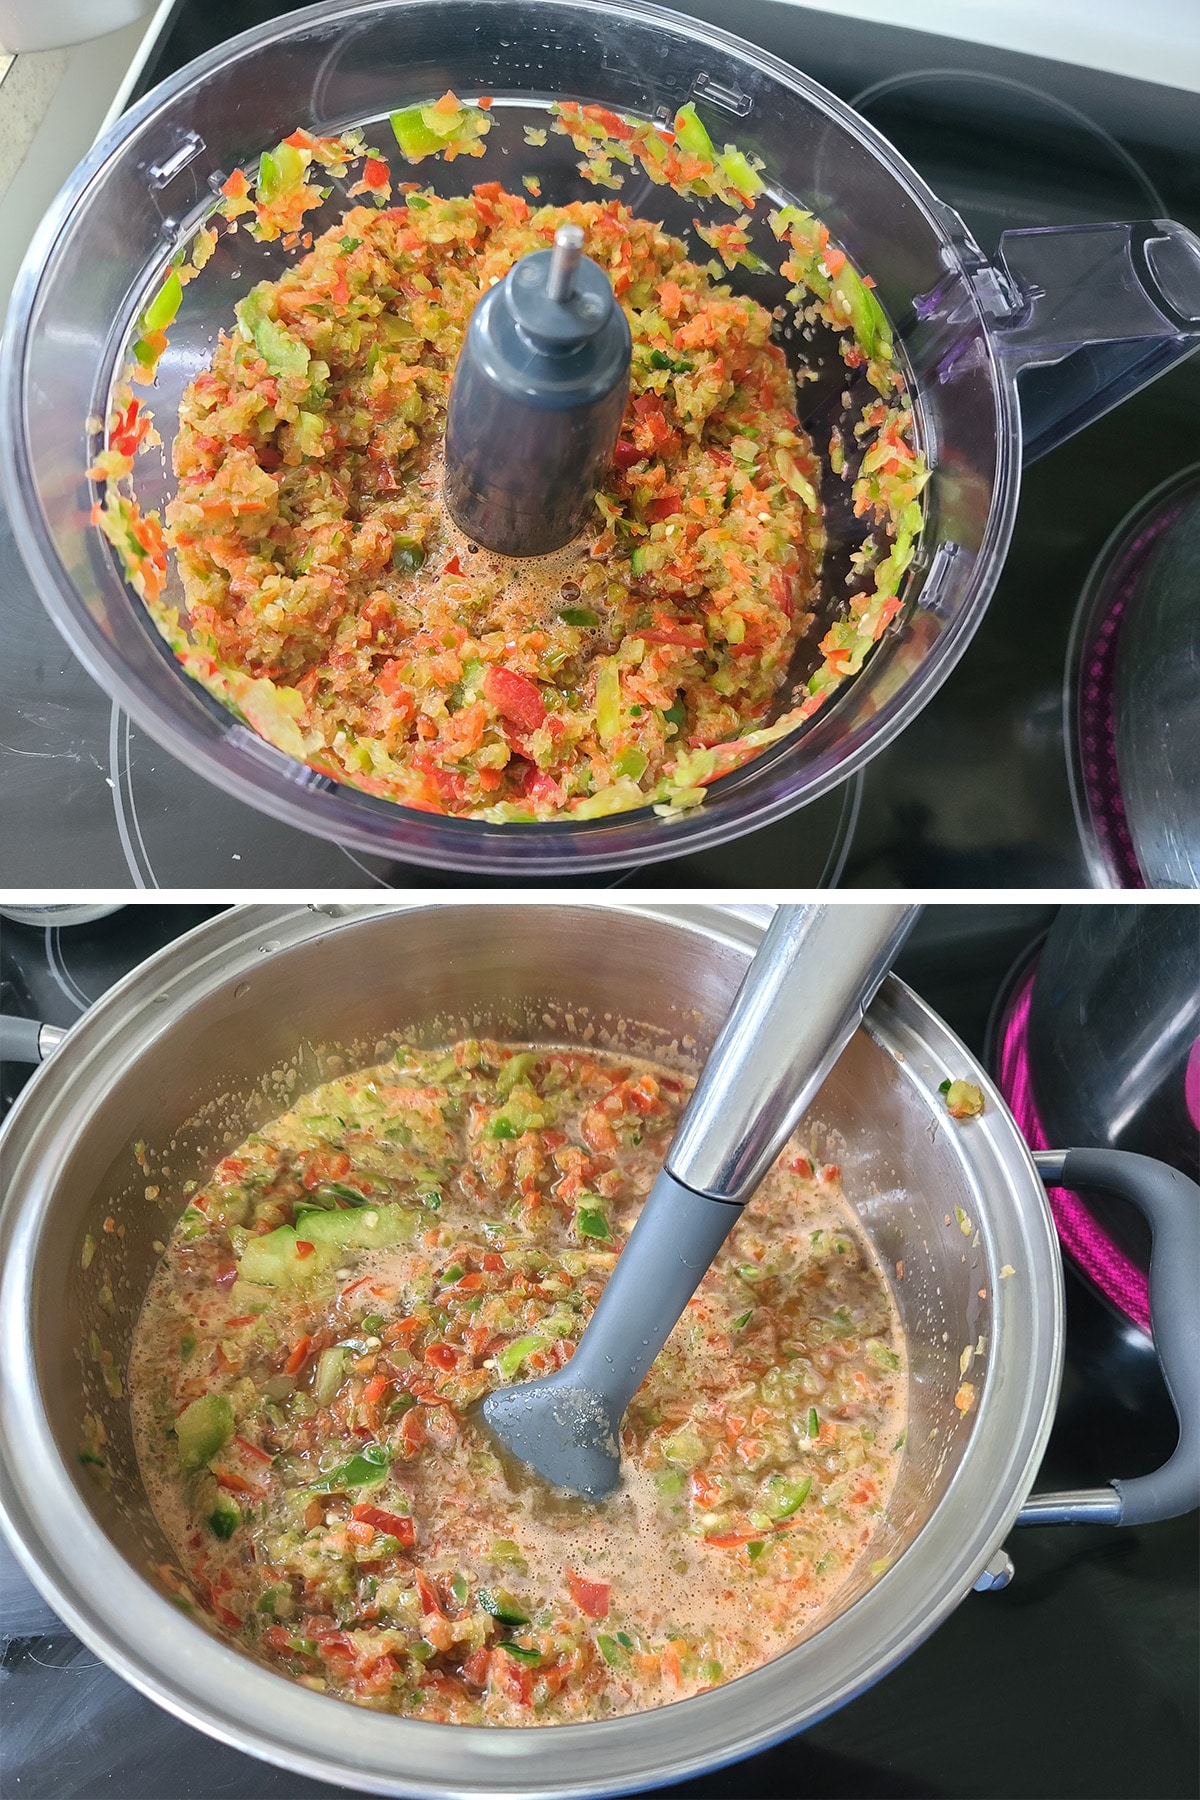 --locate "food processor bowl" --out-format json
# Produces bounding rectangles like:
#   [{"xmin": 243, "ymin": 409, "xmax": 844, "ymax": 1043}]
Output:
[
  {"xmin": 4, "ymin": 0, "xmax": 1199, "ymax": 873},
  {"xmin": 2, "ymin": 903, "xmax": 1195, "ymax": 1795}
]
